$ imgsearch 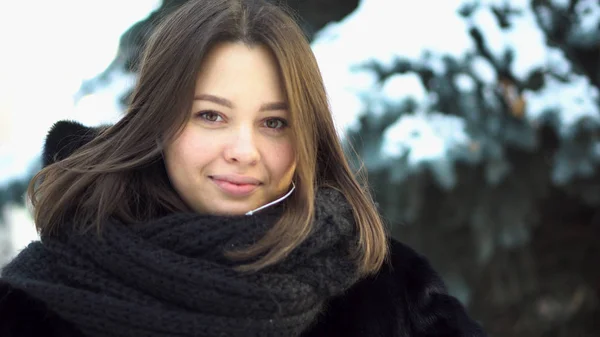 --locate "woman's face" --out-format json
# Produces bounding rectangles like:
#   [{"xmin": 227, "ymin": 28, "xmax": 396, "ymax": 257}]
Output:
[{"xmin": 164, "ymin": 42, "xmax": 296, "ymax": 215}]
